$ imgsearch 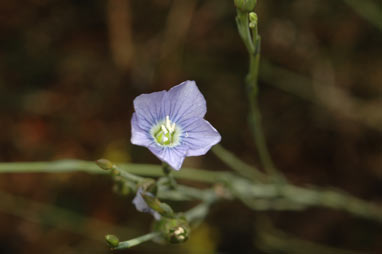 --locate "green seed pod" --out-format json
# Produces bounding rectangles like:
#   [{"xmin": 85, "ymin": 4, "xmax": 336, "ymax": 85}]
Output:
[
  {"xmin": 154, "ymin": 217, "xmax": 191, "ymax": 244},
  {"xmin": 234, "ymin": 0, "xmax": 257, "ymax": 12}
]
